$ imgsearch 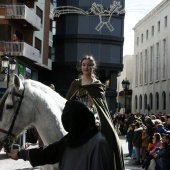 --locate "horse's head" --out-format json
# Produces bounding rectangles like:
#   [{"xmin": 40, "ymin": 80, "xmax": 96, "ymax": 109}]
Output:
[
  {"xmin": 0, "ymin": 74, "xmax": 67, "ymax": 151},
  {"xmin": 0, "ymin": 74, "xmax": 32, "ymax": 151}
]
